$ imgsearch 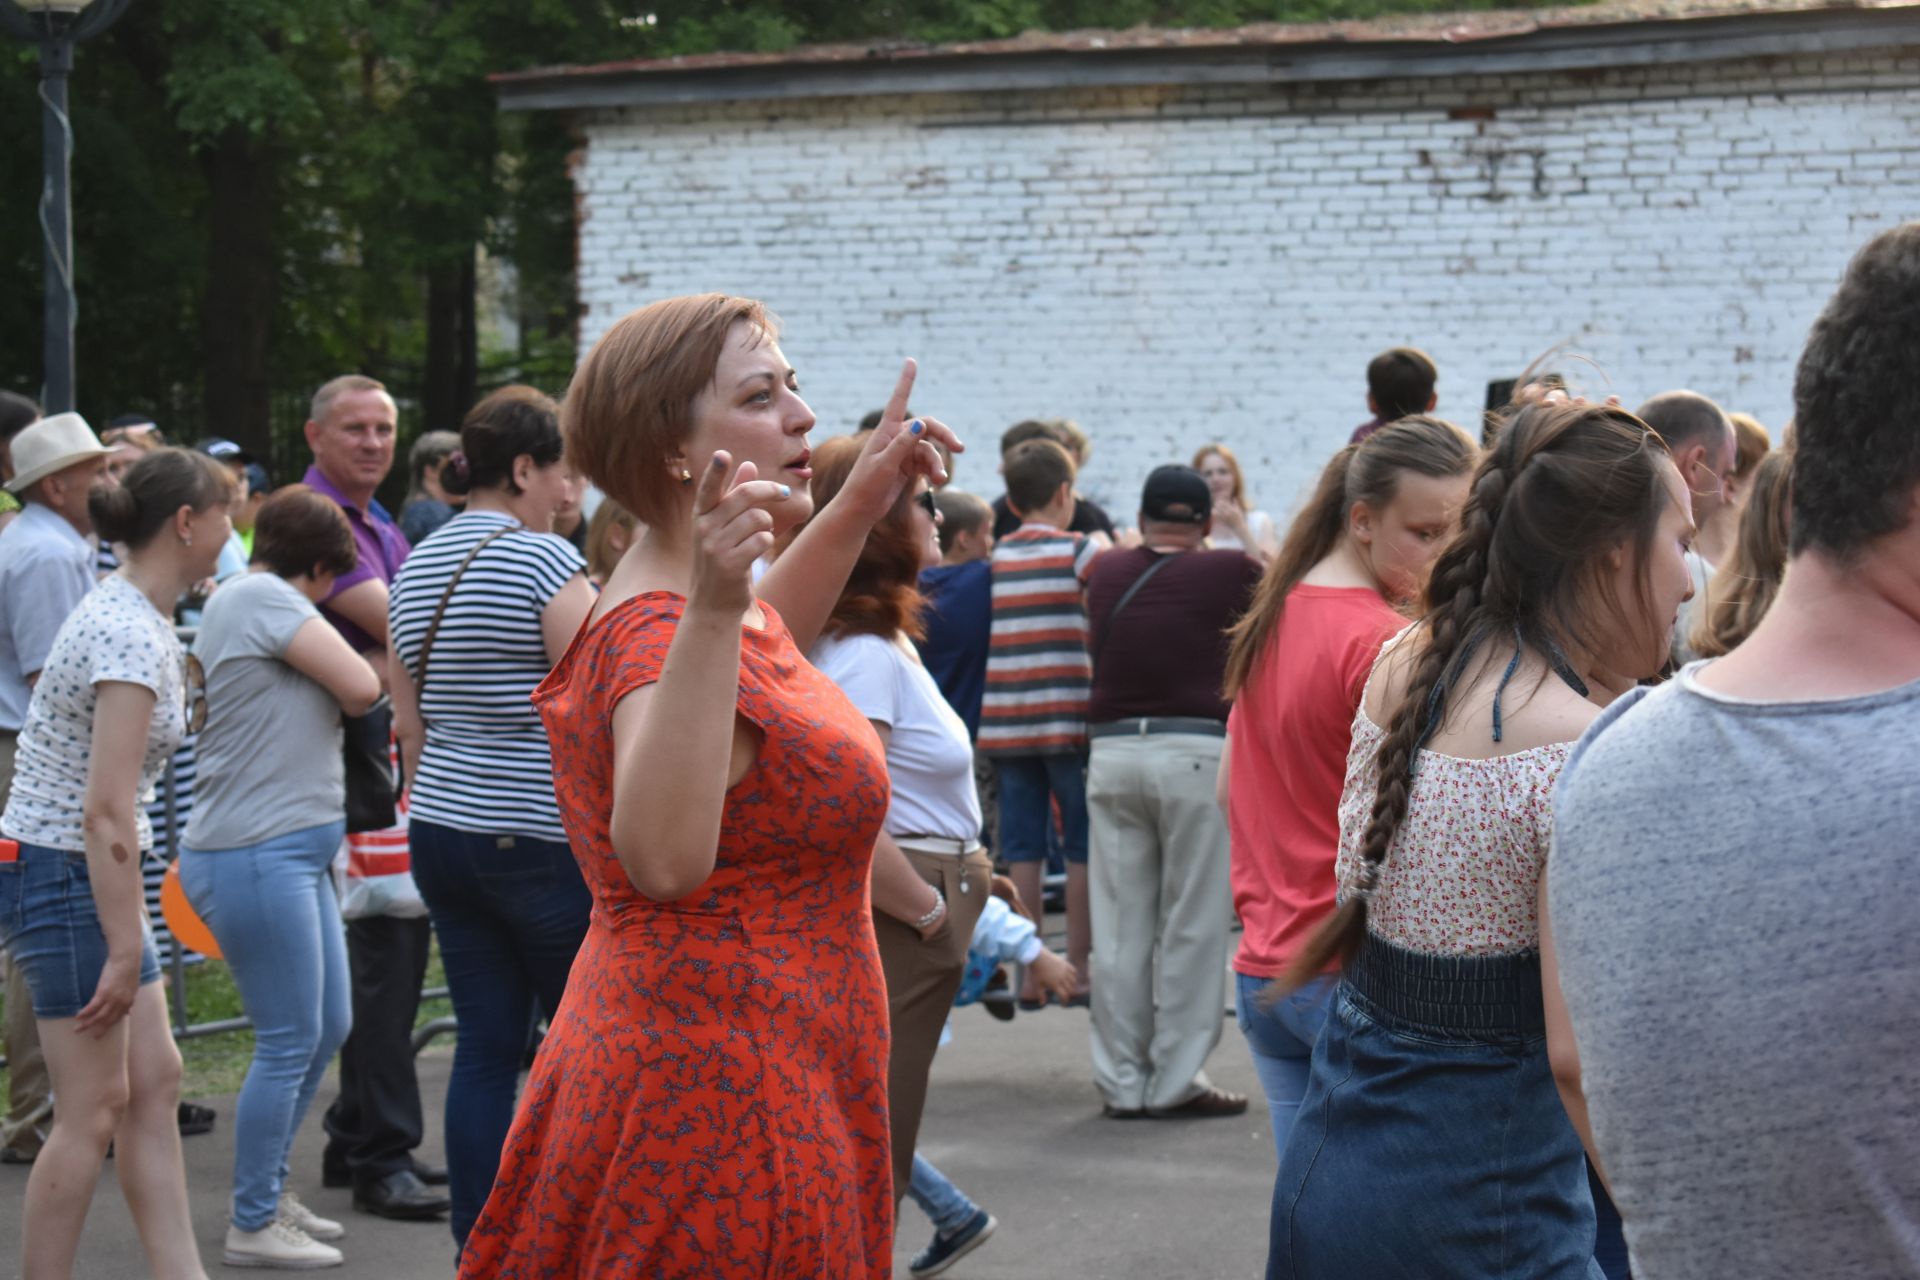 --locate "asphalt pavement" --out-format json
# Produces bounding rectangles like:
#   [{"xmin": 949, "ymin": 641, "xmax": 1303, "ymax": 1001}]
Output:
[{"xmin": 0, "ymin": 961, "xmax": 1273, "ymax": 1279}]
